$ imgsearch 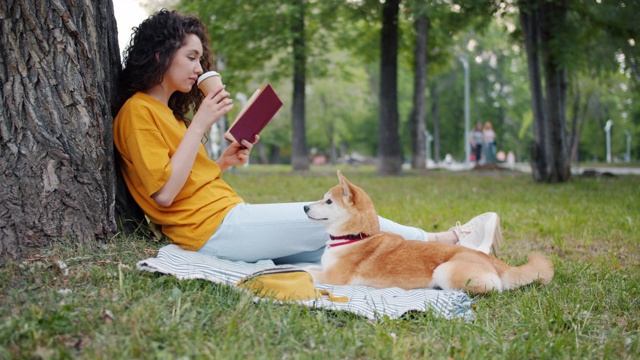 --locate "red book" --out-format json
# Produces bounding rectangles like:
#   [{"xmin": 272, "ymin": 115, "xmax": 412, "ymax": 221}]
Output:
[{"xmin": 225, "ymin": 84, "xmax": 283, "ymax": 144}]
